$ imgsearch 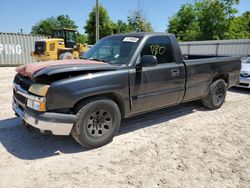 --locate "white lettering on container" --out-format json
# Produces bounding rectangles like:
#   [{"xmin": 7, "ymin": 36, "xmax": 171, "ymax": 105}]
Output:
[
  {"xmin": 16, "ymin": 45, "xmax": 22, "ymax": 55},
  {"xmin": 0, "ymin": 44, "xmax": 22, "ymax": 55}
]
